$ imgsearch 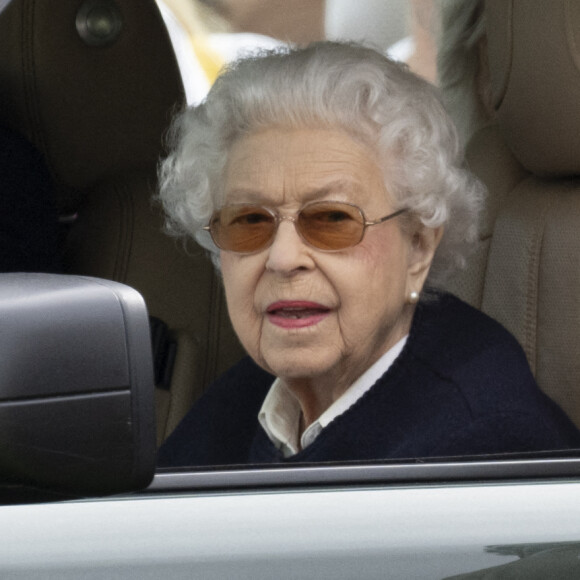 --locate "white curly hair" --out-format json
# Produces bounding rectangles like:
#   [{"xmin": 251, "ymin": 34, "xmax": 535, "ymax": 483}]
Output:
[{"xmin": 158, "ymin": 40, "xmax": 485, "ymax": 286}]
